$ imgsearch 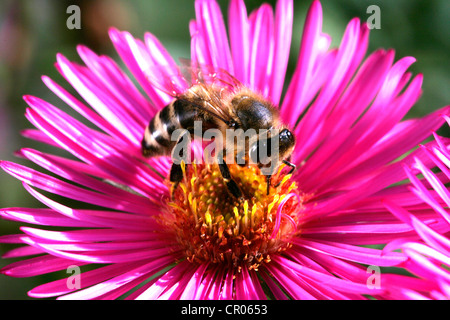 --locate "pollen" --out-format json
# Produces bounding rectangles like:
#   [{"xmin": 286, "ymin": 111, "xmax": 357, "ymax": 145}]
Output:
[{"xmin": 162, "ymin": 162, "xmax": 304, "ymax": 271}]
